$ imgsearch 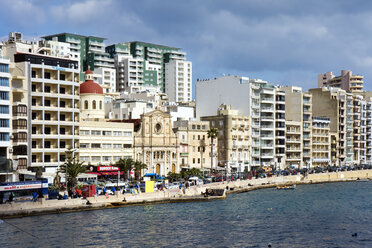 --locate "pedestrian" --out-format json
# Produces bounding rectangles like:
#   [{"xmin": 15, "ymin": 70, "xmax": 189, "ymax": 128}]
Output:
[
  {"xmin": 112, "ymin": 187, "xmax": 116, "ymax": 194},
  {"xmin": 103, "ymin": 187, "xmax": 106, "ymax": 195},
  {"xmin": 8, "ymin": 192, "xmax": 14, "ymax": 202},
  {"xmin": 76, "ymin": 188, "xmax": 82, "ymax": 198},
  {"xmin": 32, "ymin": 192, "xmax": 38, "ymax": 202}
]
